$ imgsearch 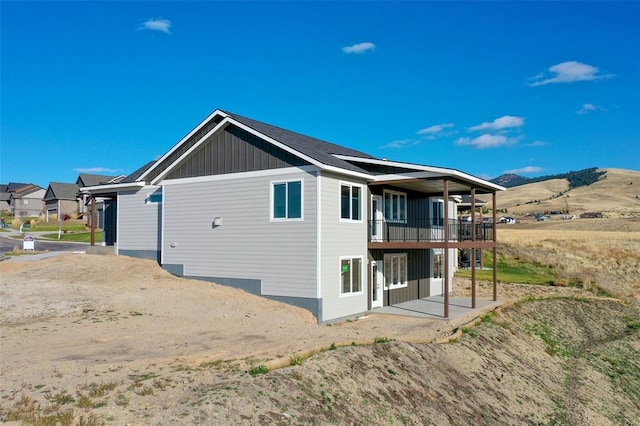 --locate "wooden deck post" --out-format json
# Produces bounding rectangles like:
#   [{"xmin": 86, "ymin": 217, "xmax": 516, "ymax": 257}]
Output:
[
  {"xmin": 471, "ymin": 188, "xmax": 476, "ymax": 309},
  {"xmin": 90, "ymin": 196, "xmax": 96, "ymax": 247},
  {"xmin": 492, "ymin": 191, "xmax": 498, "ymax": 301},
  {"xmin": 443, "ymin": 179, "xmax": 449, "ymax": 318}
]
